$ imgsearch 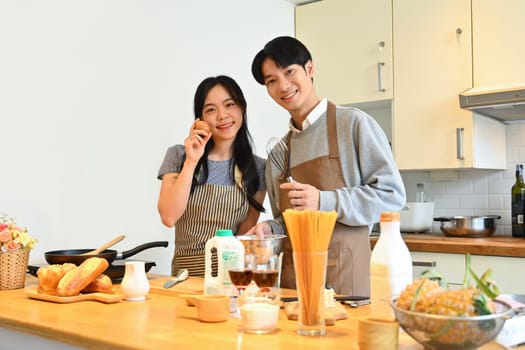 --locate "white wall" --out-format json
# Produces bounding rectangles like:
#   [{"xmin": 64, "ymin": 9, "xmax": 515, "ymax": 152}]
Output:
[
  {"xmin": 0, "ymin": 0, "xmax": 294, "ymax": 274},
  {"xmin": 401, "ymin": 121, "xmax": 525, "ymax": 236}
]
